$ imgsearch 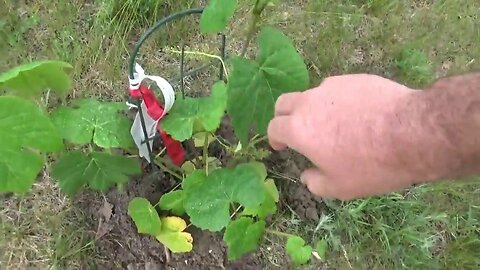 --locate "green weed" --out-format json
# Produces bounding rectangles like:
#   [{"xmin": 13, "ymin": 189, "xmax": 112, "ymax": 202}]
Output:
[
  {"xmin": 0, "ymin": 10, "xmax": 39, "ymax": 49},
  {"xmin": 319, "ymin": 189, "xmax": 448, "ymax": 269},
  {"xmin": 270, "ymin": 182, "xmax": 479, "ymax": 269},
  {"xmin": 396, "ymin": 48, "xmax": 433, "ymax": 87}
]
